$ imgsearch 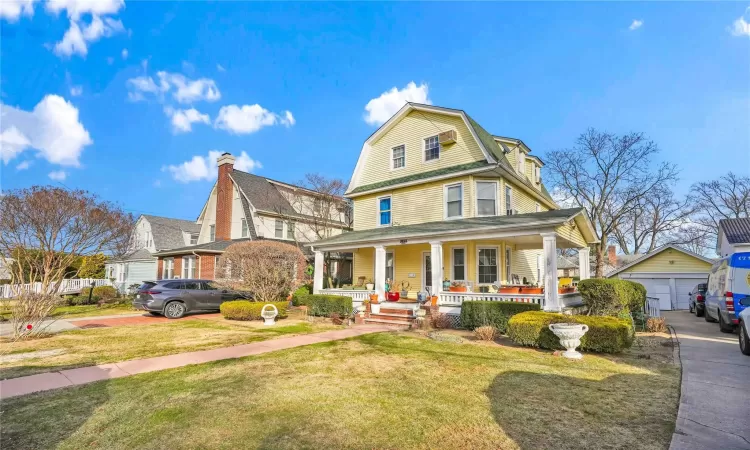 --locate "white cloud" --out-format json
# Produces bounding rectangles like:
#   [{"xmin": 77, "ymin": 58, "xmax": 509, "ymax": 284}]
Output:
[
  {"xmin": 126, "ymin": 71, "xmax": 220, "ymax": 104},
  {"xmin": 121, "ymin": 48, "xmax": 128, "ymax": 59},
  {"xmin": 164, "ymin": 150, "xmax": 261, "ymax": 183},
  {"xmin": 46, "ymin": 0, "xmax": 124, "ymax": 20},
  {"xmin": 70, "ymin": 85, "xmax": 83, "ymax": 96},
  {"xmin": 216, "ymin": 64, "xmax": 226, "ymax": 72},
  {"xmin": 164, "ymin": 107, "xmax": 210, "ymax": 133},
  {"xmin": 0, "ymin": 0, "xmax": 37, "ymax": 22},
  {"xmin": 214, "ymin": 104, "xmax": 295, "ymax": 134},
  {"xmin": 54, "ymin": 14, "xmax": 124, "ymax": 57},
  {"xmin": 0, "ymin": 95, "xmax": 92, "ymax": 166},
  {"xmin": 48, "ymin": 170, "xmax": 67, "ymax": 181},
  {"xmin": 16, "ymin": 160, "xmax": 31, "ymax": 170},
  {"xmin": 629, "ymin": 19, "xmax": 643, "ymax": 31},
  {"xmin": 364, "ymin": 81, "xmax": 431, "ymax": 126},
  {"xmin": 729, "ymin": 9, "xmax": 750, "ymax": 37}
]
